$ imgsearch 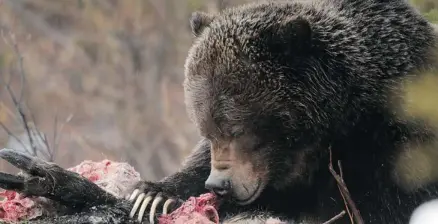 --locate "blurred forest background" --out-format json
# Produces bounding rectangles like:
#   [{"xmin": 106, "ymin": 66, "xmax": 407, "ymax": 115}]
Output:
[{"xmin": 0, "ymin": 0, "xmax": 437, "ymax": 182}]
